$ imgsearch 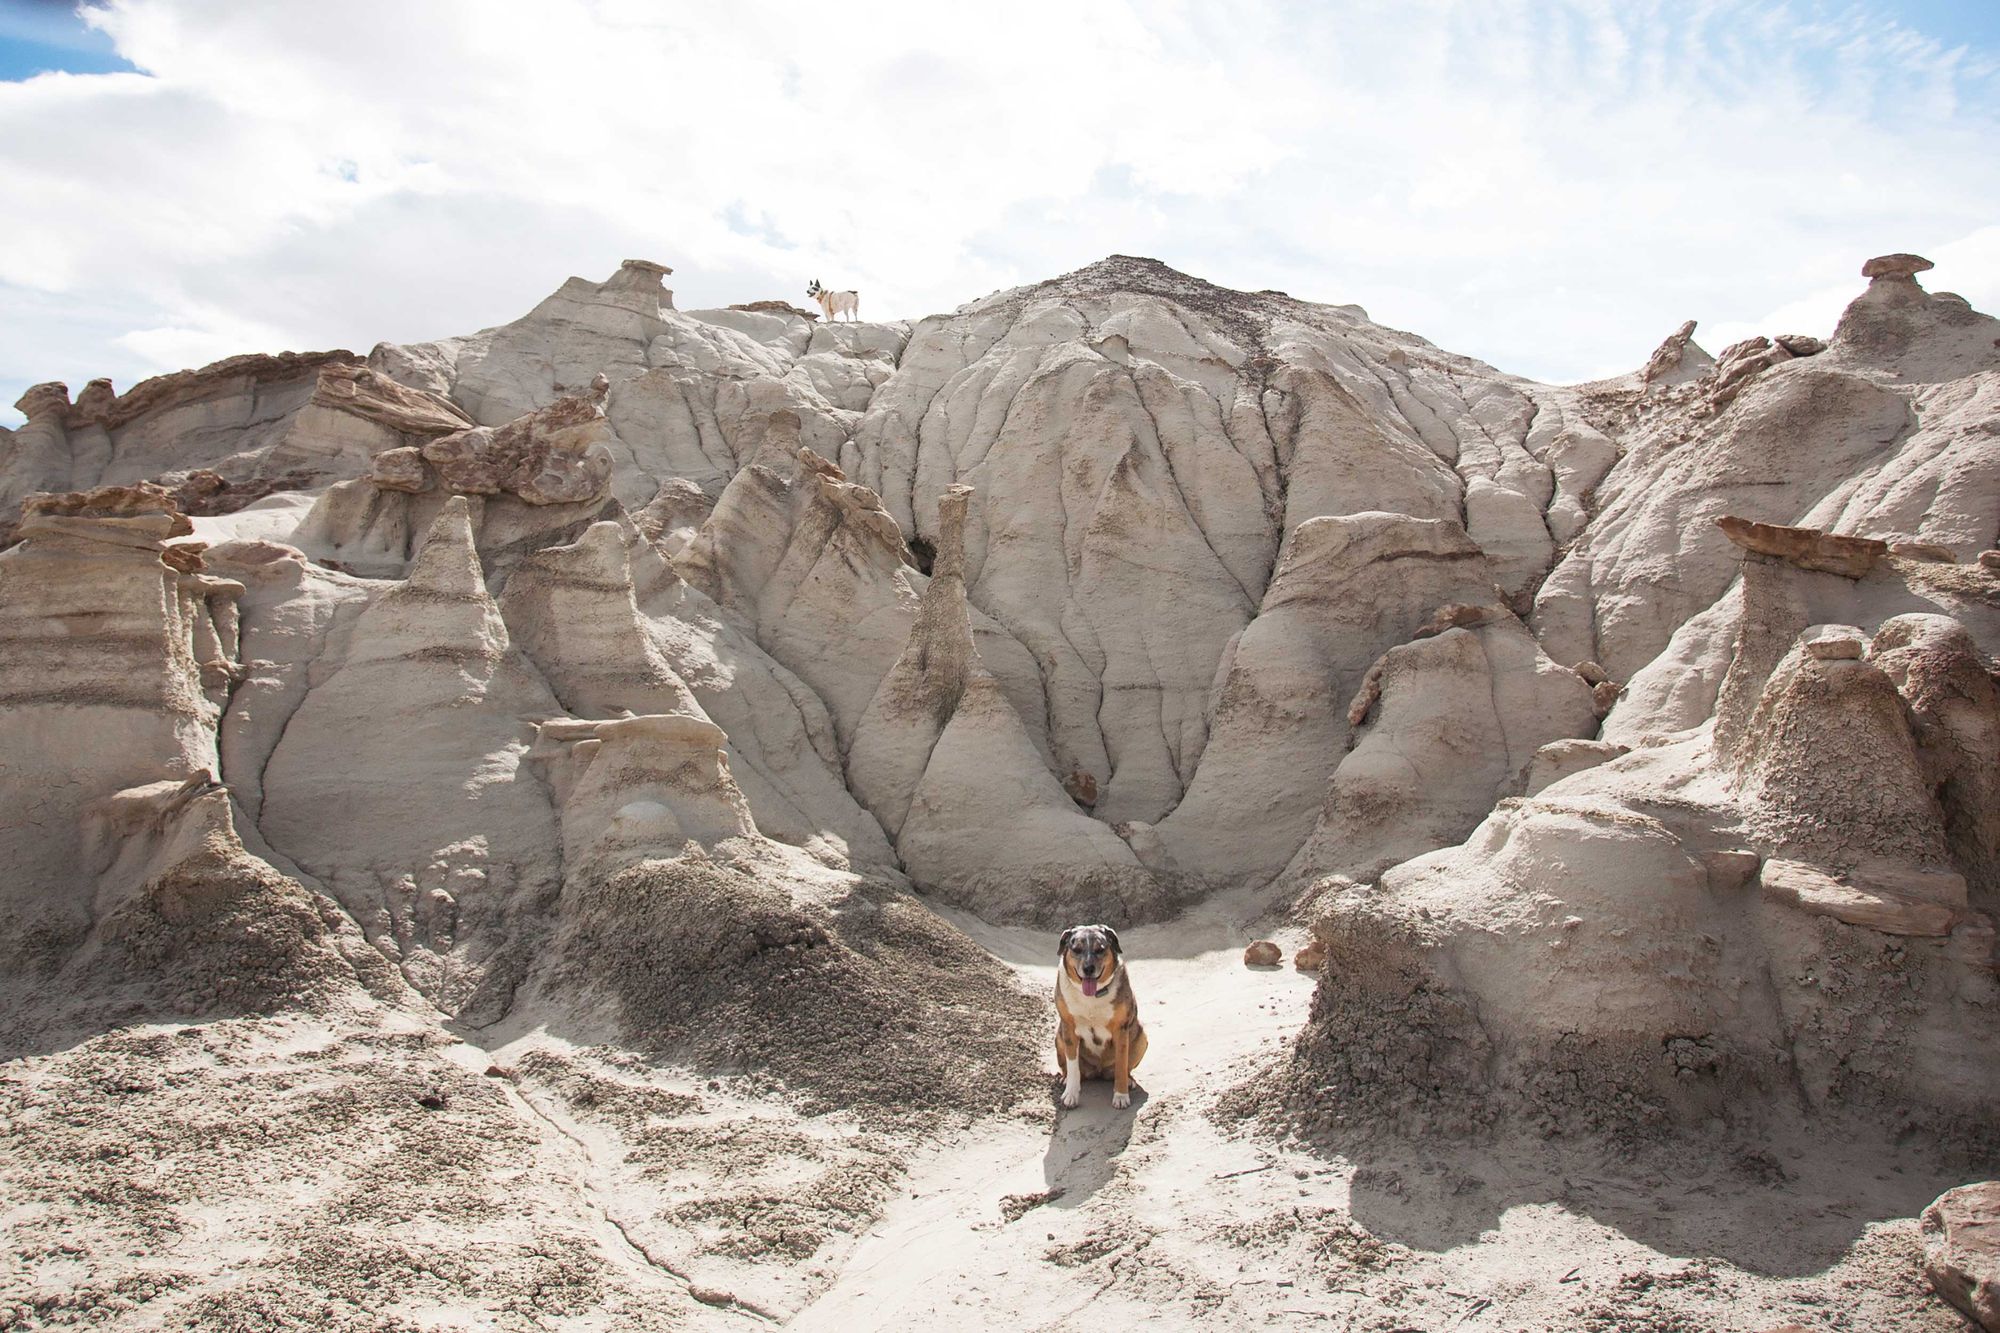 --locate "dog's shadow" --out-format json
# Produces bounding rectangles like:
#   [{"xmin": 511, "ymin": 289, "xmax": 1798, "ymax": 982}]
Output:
[{"xmin": 1042, "ymin": 1084, "xmax": 1151, "ymax": 1205}]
